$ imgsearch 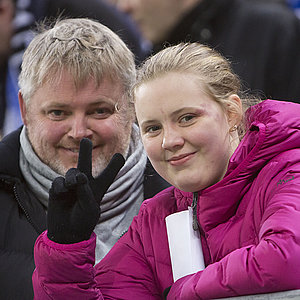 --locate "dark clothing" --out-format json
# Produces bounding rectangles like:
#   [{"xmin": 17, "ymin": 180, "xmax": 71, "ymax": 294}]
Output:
[
  {"xmin": 0, "ymin": 66, "xmax": 6, "ymax": 133},
  {"xmin": 0, "ymin": 127, "xmax": 169, "ymax": 300},
  {"xmin": 154, "ymin": 0, "xmax": 300, "ymax": 103},
  {"xmin": 0, "ymin": 128, "xmax": 46, "ymax": 300}
]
